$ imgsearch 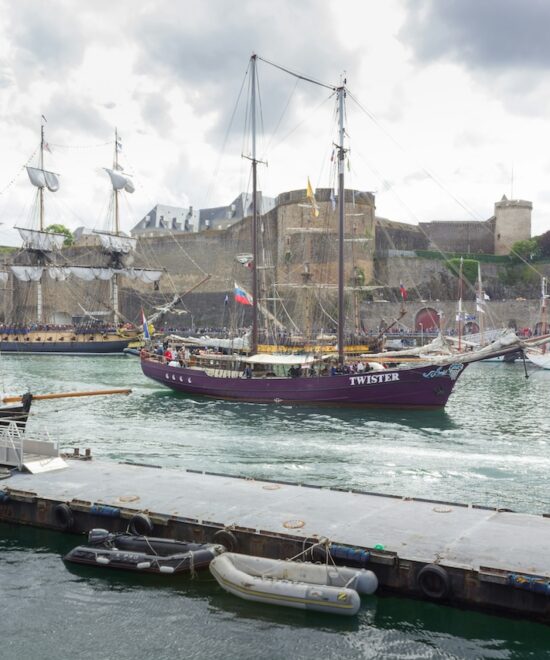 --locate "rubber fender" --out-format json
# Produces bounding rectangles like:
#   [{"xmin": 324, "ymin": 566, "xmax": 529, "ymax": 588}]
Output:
[
  {"xmin": 129, "ymin": 513, "xmax": 154, "ymax": 536},
  {"xmin": 310, "ymin": 544, "xmax": 328, "ymax": 563},
  {"xmin": 417, "ymin": 563, "xmax": 451, "ymax": 600},
  {"xmin": 54, "ymin": 503, "xmax": 74, "ymax": 531},
  {"xmin": 212, "ymin": 529, "xmax": 238, "ymax": 552}
]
